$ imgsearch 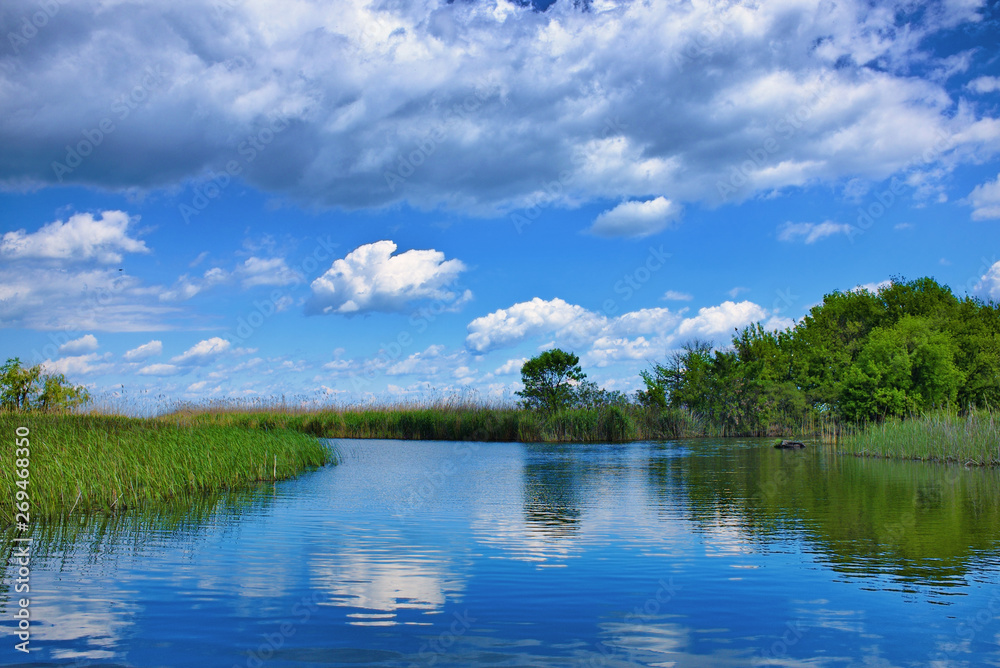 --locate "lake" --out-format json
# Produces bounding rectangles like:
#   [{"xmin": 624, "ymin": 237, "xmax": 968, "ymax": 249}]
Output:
[{"xmin": 4, "ymin": 438, "xmax": 1000, "ymax": 667}]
